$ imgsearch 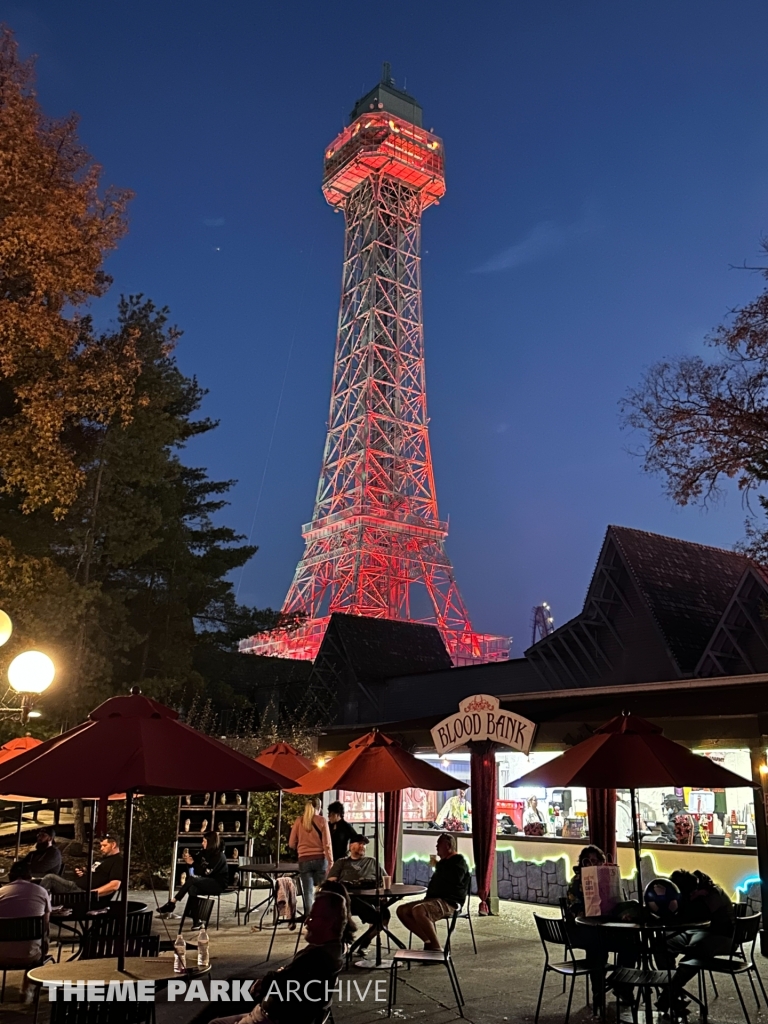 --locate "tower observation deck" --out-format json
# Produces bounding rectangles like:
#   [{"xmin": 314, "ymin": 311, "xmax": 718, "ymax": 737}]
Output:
[{"xmin": 241, "ymin": 65, "xmax": 510, "ymax": 666}]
